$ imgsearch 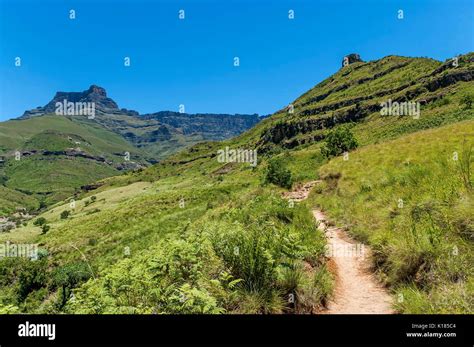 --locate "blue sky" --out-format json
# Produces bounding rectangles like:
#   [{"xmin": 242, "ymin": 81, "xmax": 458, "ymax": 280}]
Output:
[{"xmin": 0, "ymin": 0, "xmax": 473, "ymax": 120}]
